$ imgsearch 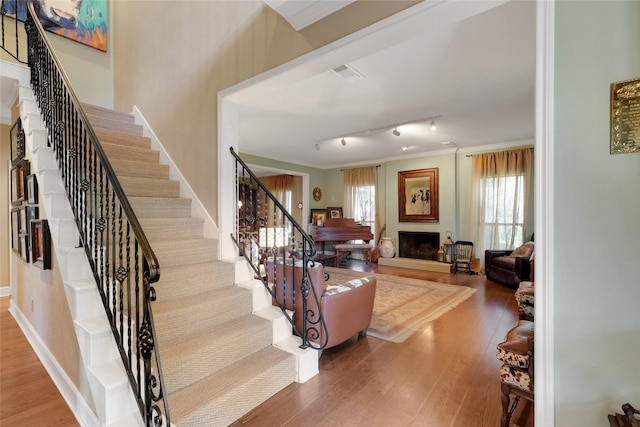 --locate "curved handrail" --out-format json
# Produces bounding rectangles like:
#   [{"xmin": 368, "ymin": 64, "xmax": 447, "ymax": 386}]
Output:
[{"xmin": 230, "ymin": 147, "xmax": 329, "ymax": 349}]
